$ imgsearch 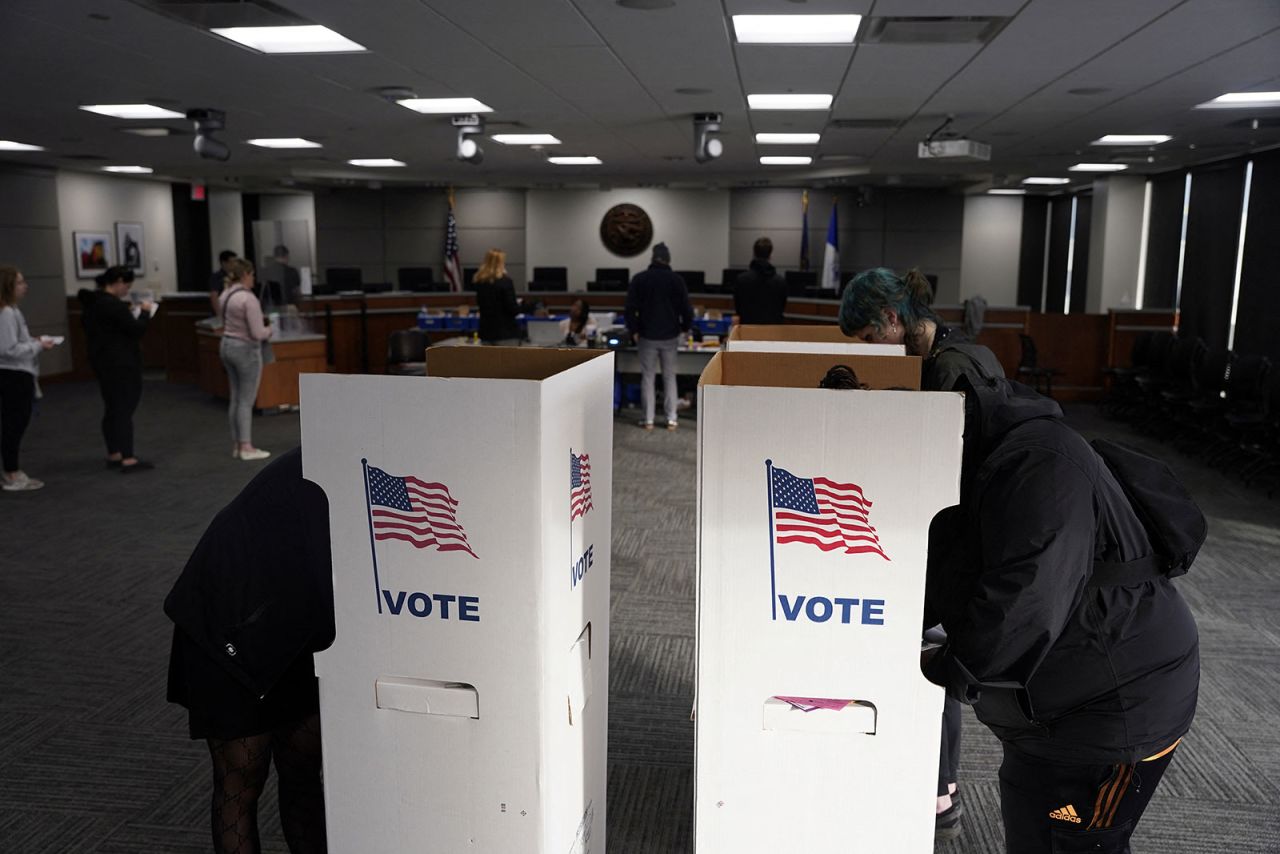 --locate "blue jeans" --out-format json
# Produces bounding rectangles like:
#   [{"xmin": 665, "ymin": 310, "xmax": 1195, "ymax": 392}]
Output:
[{"xmin": 220, "ymin": 337, "xmax": 262, "ymax": 444}]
